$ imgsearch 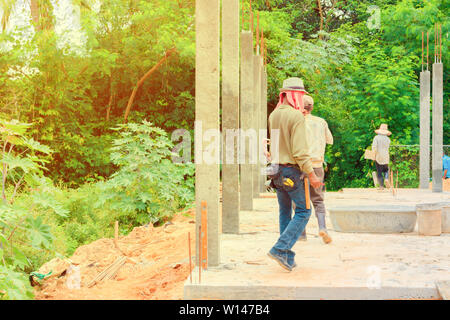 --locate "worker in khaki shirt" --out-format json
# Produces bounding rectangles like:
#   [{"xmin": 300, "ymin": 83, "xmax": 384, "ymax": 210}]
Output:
[
  {"xmin": 267, "ymin": 77, "xmax": 323, "ymax": 272},
  {"xmin": 299, "ymin": 95, "xmax": 333, "ymax": 244}
]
